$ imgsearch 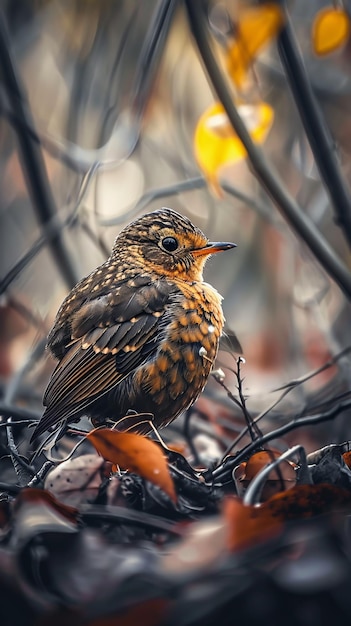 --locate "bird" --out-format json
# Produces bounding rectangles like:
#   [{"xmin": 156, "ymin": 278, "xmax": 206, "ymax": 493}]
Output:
[{"xmin": 31, "ymin": 207, "xmax": 236, "ymax": 443}]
